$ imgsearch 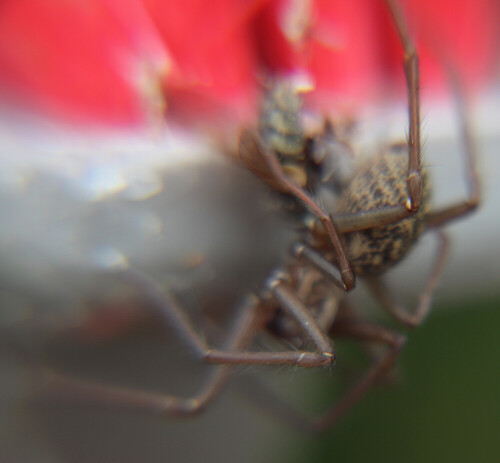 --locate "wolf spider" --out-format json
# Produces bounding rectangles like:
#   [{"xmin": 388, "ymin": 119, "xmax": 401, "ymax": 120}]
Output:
[{"xmin": 39, "ymin": 0, "xmax": 480, "ymax": 431}]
